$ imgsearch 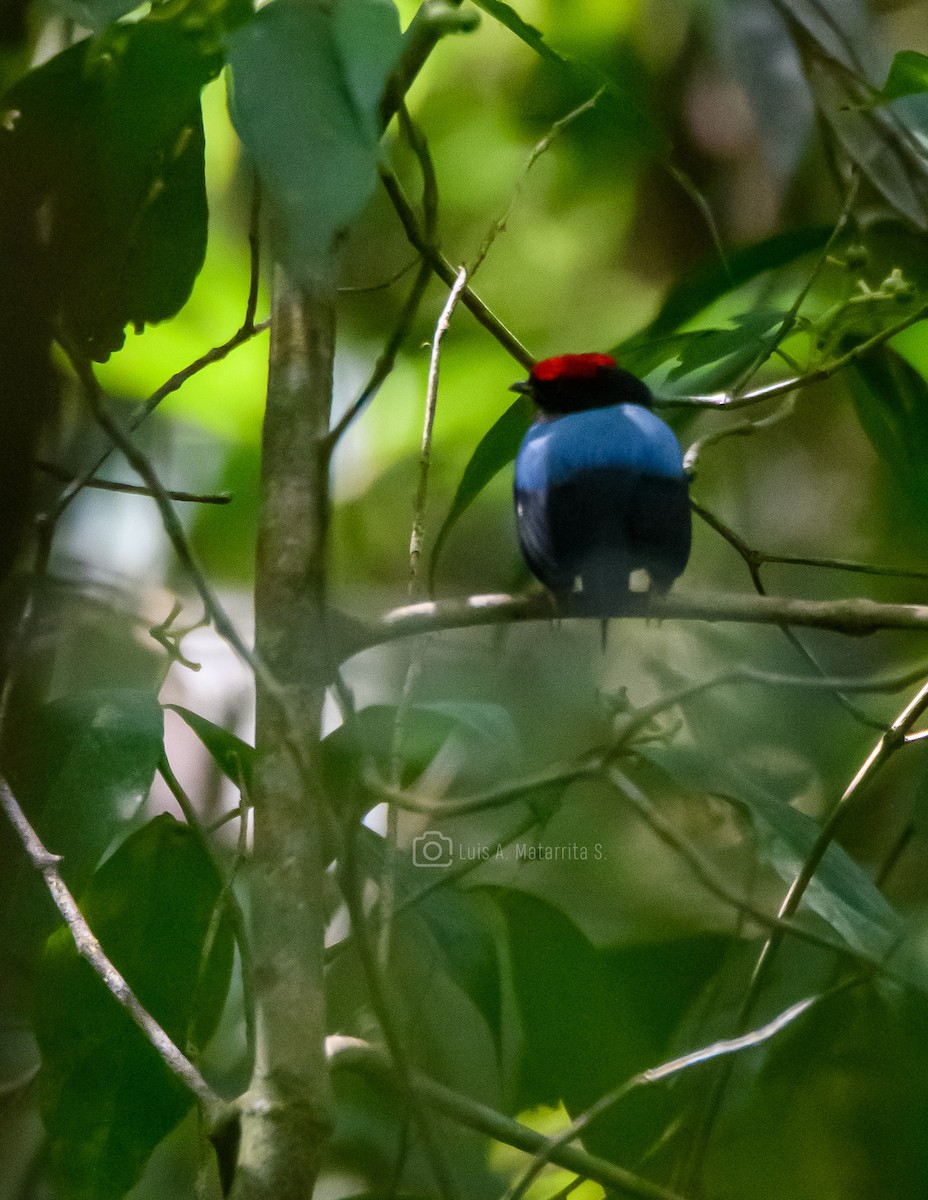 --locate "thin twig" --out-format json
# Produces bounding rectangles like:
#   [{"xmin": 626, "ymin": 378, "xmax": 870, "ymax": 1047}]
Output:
[
  {"xmin": 693, "ymin": 503, "xmax": 928, "ymax": 581},
  {"xmin": 36, "ymin": 460, "xmax": 230, "ymax": 505},
  {"xmin": 327, "ymin": 105, "xmax": 438, "ymax": 449},
  {"xmin": 244, "ymin": 177, "xmax": 262, "ymax": 332},
  {"xmin": 51, "ymin": 319, "xmax": 270, "ymax": 521},
  {"xmin": 503, "ymin": 981, "xmax": 856, "ymax": 1200},
  {"xmin": 328, "ymin": 264, "xmax": 433, "ymax": 447},
  {"xmin": 0, "ymin": 776, "xmax": 224, "ymax": 1116},
  {"xmin": 691, "ymin": 500, "xmax": 885, "ymax": 730},
  {"xmin": 469, "ymin": 87, "xmax": 605, "ymax": 277},
  {"xmin": 689, "ymin": 672, "xmax": 928, "ymax": 1178},
  {"xmin": 727, "ymin": 168, "xmax": 861, "ymax": 399},
  {"xmin": 62, "ymin": 341, "xmax": 278, "ymax": 699},
  {"xmin": 409, "ymin": 266, "xmax": 468, "ymax": 595},
  {"xmin": 338, "ymin": 827, "xmax": 463, "ymax": 1200},
  {"xmin": 338, "ymin": 259, "xmax": 418, "ymax": 294},
  {"xmin": 380, "ymin": 167, "xmax": 534, "ymax": 369}
]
